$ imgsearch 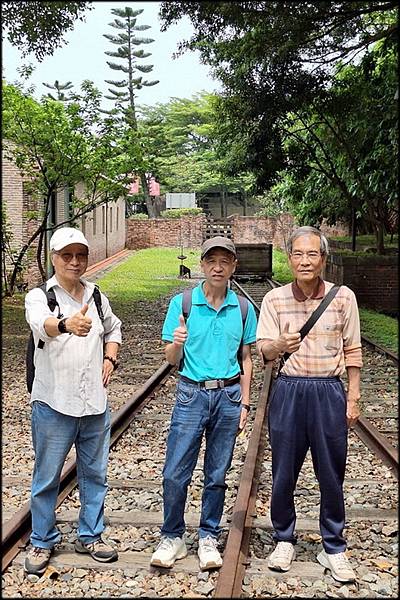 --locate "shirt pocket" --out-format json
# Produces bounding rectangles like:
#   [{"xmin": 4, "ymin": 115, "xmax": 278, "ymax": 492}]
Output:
[{"xmin": 317, "ymin": 320, "xmax": 342, "ymax": 356}]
